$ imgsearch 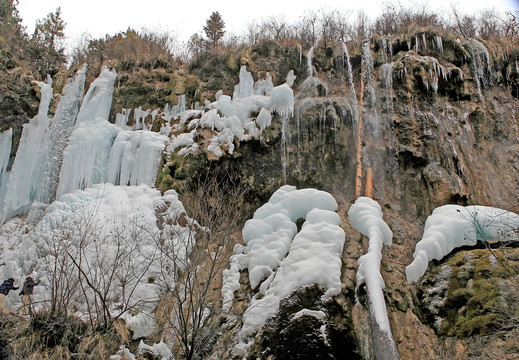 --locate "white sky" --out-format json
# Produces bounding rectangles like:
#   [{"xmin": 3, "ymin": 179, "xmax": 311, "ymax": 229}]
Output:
[{"xmin": 17, "ymin": 0, "xmax": 519, "ymax": 51}]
